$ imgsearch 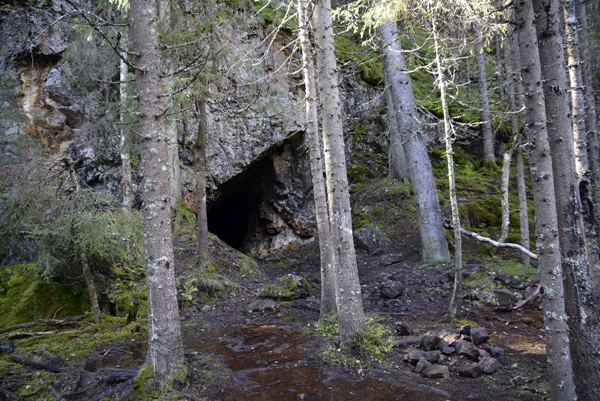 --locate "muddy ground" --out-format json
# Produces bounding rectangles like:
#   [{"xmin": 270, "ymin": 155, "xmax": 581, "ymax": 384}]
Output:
[
  {"xmin": 0, "ymin": 184, "xmax": 549, "ymax": 401},
  {"xmin": 168, "ymin": 238, "xmax": 548, "ymax": 401}
]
